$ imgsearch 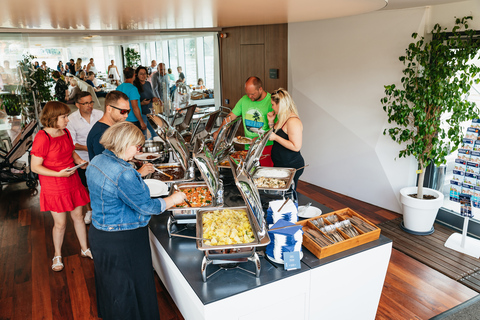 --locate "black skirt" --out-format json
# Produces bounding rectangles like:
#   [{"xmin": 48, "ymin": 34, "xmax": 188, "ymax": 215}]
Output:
[{"xmin": 89, "ymin": 225, "xmax": 160, "ymax": 320}]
